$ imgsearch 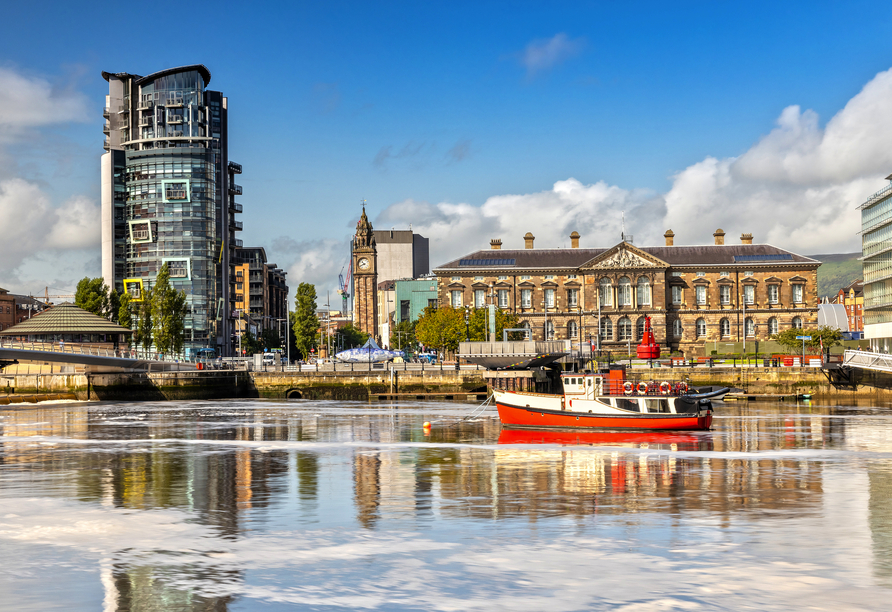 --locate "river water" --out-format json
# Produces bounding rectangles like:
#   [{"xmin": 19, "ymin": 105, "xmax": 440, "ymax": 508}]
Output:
[{"xmin": 2, "ymin": 398, "xmax": 892, "ymax": 610}]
